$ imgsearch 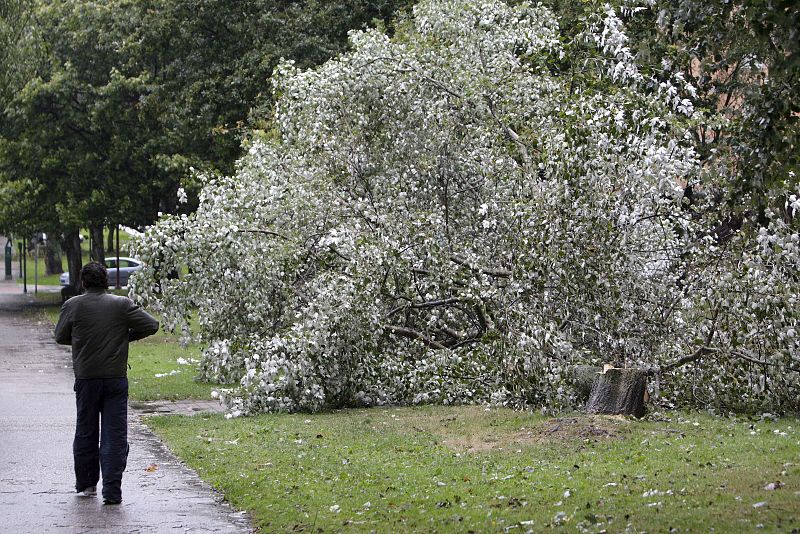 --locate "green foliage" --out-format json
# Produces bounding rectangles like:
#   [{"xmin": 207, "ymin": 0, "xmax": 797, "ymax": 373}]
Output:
[
  {"xmin": 0, "ymin": 0, "xmax": 415, "ymax": 237},
  {"xmin": 0, "ymin": 0, "xmax": 143, "ymax": 237},
  {"xmin": 147, "ymin": 407, "xmax": 800, "ymax": 532},
  {"xmin": 0, "ymin": 0, "xmax": 46, "ymax": 104},
  {"xmin": 615, "ymin": 0, "xmax": 798, "ymax": 210},
  {"xmin": 130, "ymin": 0, "xmax": 416, "ymax": 176}
]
